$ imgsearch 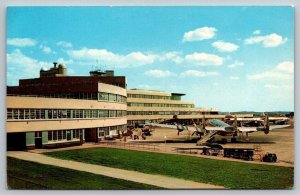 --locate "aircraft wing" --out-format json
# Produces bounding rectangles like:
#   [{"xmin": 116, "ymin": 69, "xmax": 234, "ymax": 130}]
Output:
[
  {"xmin": 237, "ymin": 127, "xmax": 257, "ymax": 132},
  {"xmin": 205, "ymin": 126, "xmax": 226, "ymax": 131},
  {"xmin": 269, "ymin": 125, "xmax": 290, "ymax": 130},
  {"xmin": 146, "ymin": 123, "xmax": 178, "ymax": 129}
]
